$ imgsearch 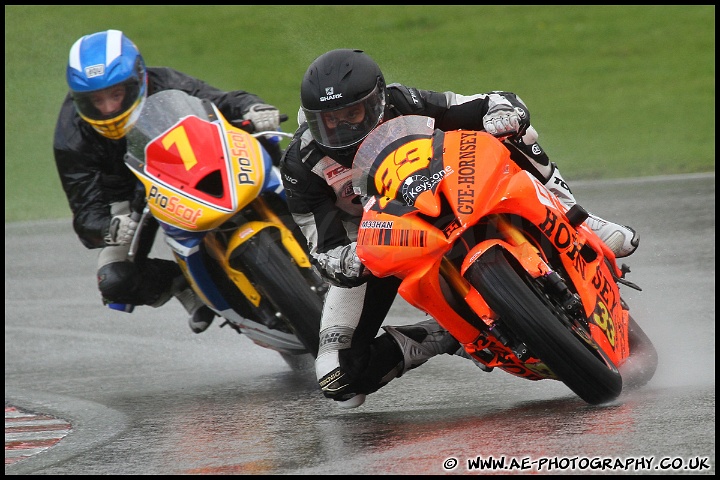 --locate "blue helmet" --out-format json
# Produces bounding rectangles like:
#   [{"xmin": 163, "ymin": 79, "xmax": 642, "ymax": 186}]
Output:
[{"xmin": 66, "ymin": 30, "xmax": 147, "ymax": 140}]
